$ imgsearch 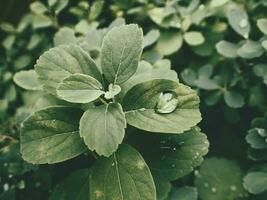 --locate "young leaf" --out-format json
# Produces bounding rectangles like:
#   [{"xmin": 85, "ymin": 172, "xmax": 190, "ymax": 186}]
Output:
[
  {"xmin": 243, "ymin": 172, "xmax": 267, "ymax": 194},
  {"xmin": 35, "ymin": 44, "xmax": 103, "ymax": 96},
  {"xmin": 48, "ymin": 0, "xmax": 69, "ymax": 14},
  {"xmin": 49, "ymin": 169, "xmax": 91, "ymax": 200},
  {"xmin": 237, "ymin": 40, "xmax": 264, "ymax": 59},
  {"xmin": 21, "ymin": 106, "xmax": 86, "ymax": 164},
  {"xmin": 122, "ymin": 79, "xmax": 201, "ymax": 134},
  {"xmin": 90, "ymin": 144, "xmax": 156, "ymax": 200},
  {"xmin": 184, "ymin": 31, "xmax": 205, "ymax": 46},
  {"xmin": 143, "ymin": 29, "xmax": 160, "ymax": 48},
  {"xmin": 57, "ymin": 73, "xmax": 104, "ymax": 104},
  {"xmin": 227, "ymin": 7, "xmax": 250, "ymax": 38},
  {"xmin": 224, "ymin": 90, "xmax": 245, "ymax": 108},
  {"xmin": 195, "ymin": 158, "xmax": 247, "ymax": 200},
  {"xmin": 79, "ymin": 103, "xmax": 126, "ymax": 157},
  {"xmin": 101, "ymin": 24, "xmax": 143, "ymax": 84},
  {"xmin": 13, "ymin": 70, "xmax": 42, "ymax": 91},
  {"xmin": 155, "ymin": 31, "xmax": 183, "ymax": 55},
  {"xmin": 216, "ymin": 41, "xmax": 239, "ymax": 58},
  {"xmin": 246, "ymin": 128, "xmax": 267, "ymax": 149}
]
